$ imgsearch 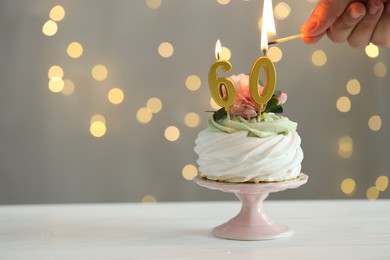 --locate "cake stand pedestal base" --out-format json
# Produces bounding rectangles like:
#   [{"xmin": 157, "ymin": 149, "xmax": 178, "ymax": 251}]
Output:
[
  {"xmin": 213, "ymin": 192, "xmax": 291, "ymax": 240},
  {"xmin": 194, "ymin": 174, "xmax": 308, "ymax": 241}
]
